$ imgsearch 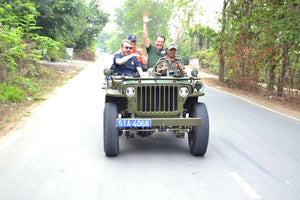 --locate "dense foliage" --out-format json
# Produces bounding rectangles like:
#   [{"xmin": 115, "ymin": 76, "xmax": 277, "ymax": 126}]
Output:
[
  {"xmin": 171, "ymin": 0, "xmax": 300, "ymax": 96},
  {"xmin": 32, "ymin": 0, "xmax": 108, "ymax": 50},
  {"xmin": 0, "ymin": 0, "xmax": 108, "ymax": 102}
]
